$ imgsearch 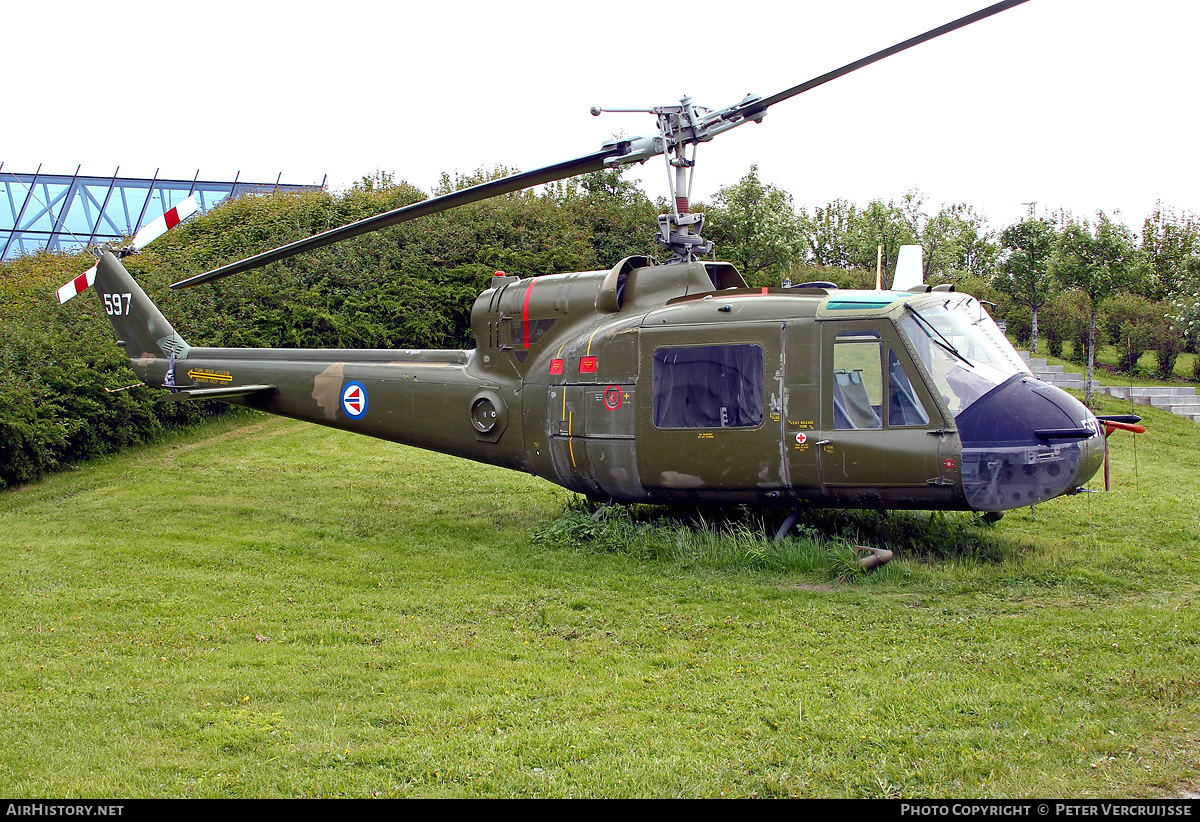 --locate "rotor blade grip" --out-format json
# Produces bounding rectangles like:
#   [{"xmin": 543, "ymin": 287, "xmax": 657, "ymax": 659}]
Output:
[
  {"xmin": 739, "ymin": 0, "xmax": 1031, "ymax": 118},
  {"xmin": 171, "ymin": 146, "xmax": 627, "ymax": 288}
]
